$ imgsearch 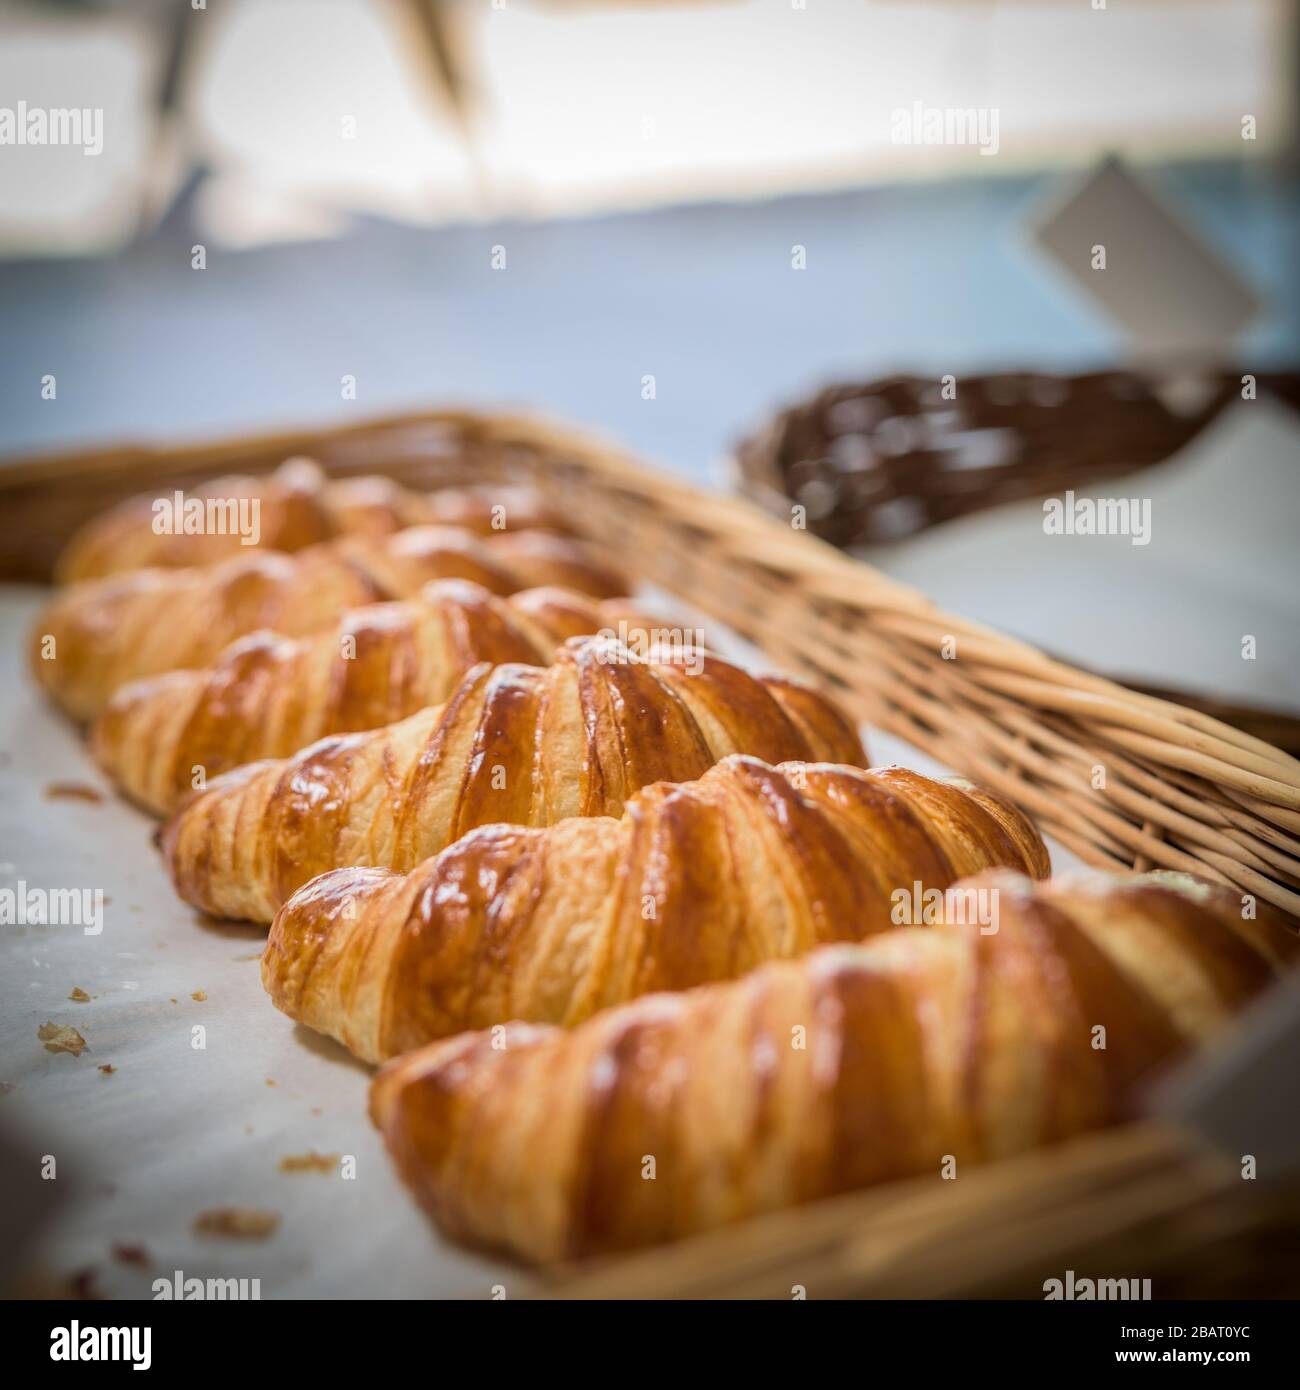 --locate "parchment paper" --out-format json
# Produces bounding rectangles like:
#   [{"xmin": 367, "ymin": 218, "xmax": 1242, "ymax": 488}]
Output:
[{"xmin": 0, "ymin": 583, "xmax": 1075, "ymax": 1300}]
